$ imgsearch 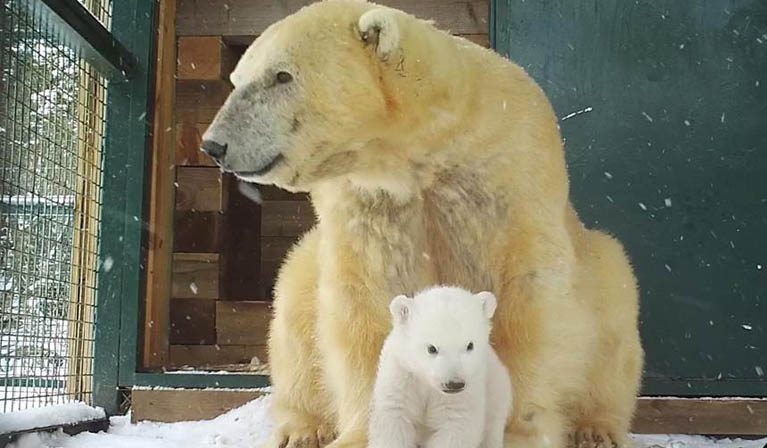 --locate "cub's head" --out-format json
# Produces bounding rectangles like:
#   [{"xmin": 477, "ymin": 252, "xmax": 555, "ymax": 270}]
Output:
[
  {"xmin": 389, "ymin": 286, "xmax": 497, "ymax": 395},
  {"xmin": 200, "ymin": 1, "xmax": 428, "ymax": 191}
]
